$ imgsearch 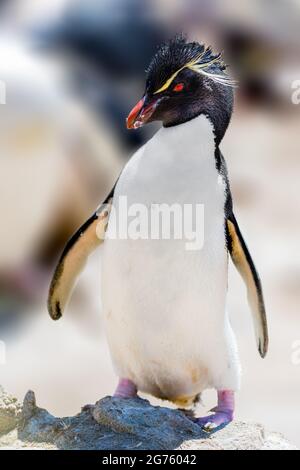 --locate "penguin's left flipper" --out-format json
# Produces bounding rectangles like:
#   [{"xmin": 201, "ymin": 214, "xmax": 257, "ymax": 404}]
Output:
[
  {"xmin": 226, "ymin": 214, "xmax": 268, "ymax": 358},
  {"xmin": 47, "ymin": 189, "xmax": 114, "ymax": 320}
]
